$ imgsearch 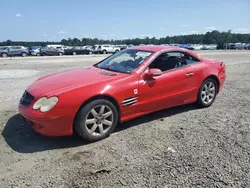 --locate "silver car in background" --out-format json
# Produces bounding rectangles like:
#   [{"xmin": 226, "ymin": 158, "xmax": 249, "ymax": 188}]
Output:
[{"xmin": 0, "ymin": 46, "xmax": 29, "ymax": 57}]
